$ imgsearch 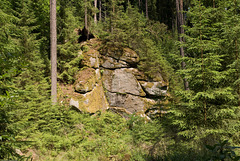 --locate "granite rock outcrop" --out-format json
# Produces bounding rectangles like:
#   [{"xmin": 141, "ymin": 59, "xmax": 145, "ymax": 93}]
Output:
[{"xmin": 69, "ymin": 39, "xmax": 168, "ymax": 117}]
